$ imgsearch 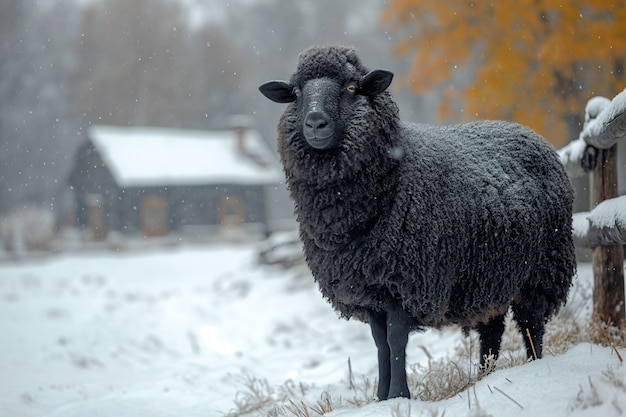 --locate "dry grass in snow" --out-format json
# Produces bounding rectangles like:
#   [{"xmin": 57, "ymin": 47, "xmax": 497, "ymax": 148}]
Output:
[{"xmin": 227, "ymin": 261, "xmax": 626, "ymax": 417}]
